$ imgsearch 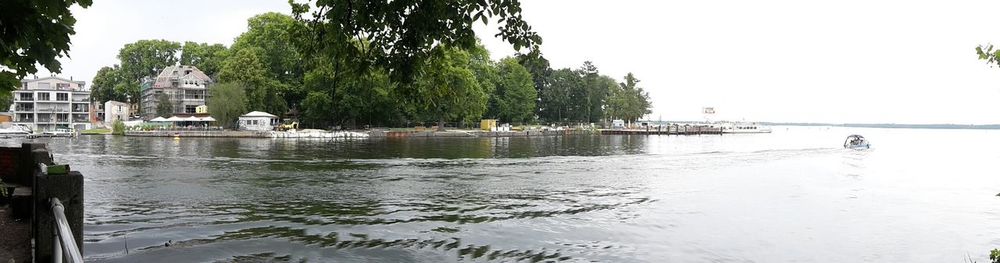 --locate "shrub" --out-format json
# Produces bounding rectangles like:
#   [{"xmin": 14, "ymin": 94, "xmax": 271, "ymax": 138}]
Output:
[{"xmin": 112, "ymin": 120, "xmax": 126, "ymax": 135}]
